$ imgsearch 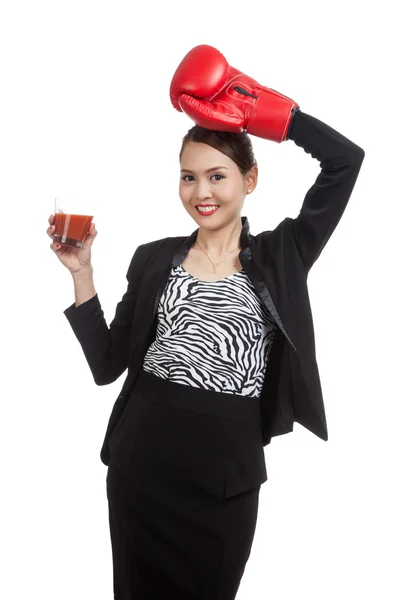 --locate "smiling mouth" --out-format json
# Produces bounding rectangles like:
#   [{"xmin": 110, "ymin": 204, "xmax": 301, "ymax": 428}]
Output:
[{"xmin": 195, "ymin": 205, "xmax": 220, "ymax": 214}]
